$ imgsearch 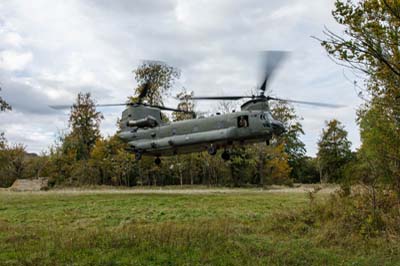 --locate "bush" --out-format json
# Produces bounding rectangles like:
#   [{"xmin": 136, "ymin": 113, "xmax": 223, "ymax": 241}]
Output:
[
  {"xmin": 0, "ymin": 144, "xmax": 28, "ymax": 187},
  {"xmin": 272, "ymin": 187, "xmax": 400, "ymax": 248}
]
